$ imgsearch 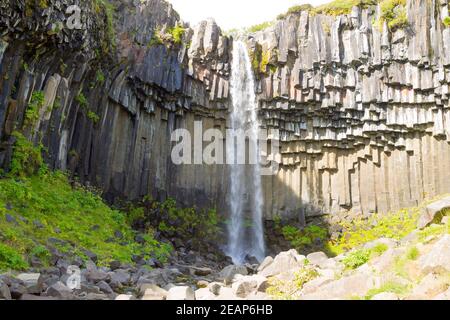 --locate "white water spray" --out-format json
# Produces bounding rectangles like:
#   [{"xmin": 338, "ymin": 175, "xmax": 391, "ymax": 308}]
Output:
[{"xmin": 227, "ymin": 41, "xmax": 265, "ymax": 264}]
